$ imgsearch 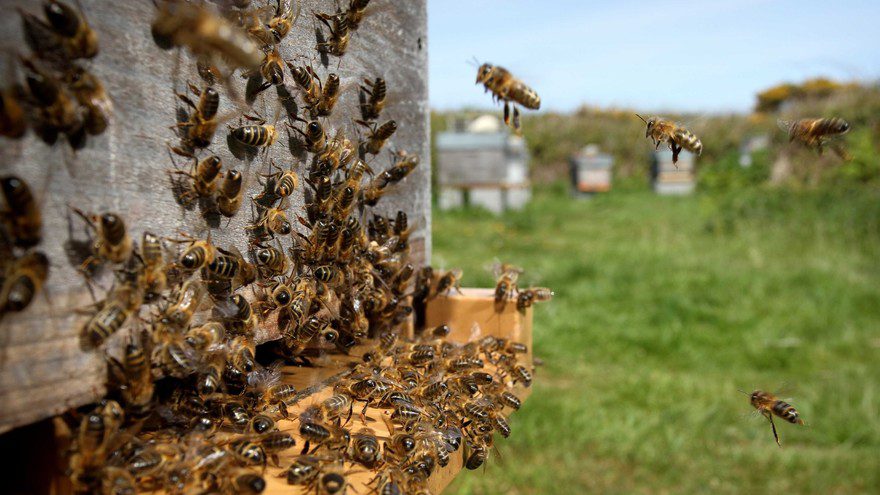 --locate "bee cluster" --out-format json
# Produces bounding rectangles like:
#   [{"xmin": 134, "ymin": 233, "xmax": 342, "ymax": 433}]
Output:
[{"xmin": 1, "ymin": 1, "xmax": 537, "ymax": 494}]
